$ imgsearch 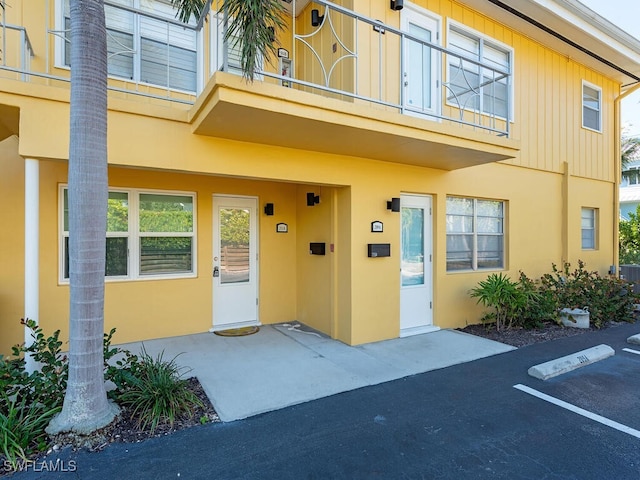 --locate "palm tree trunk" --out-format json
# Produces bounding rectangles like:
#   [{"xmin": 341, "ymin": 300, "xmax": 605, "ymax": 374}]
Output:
[{"xmin": 47, "ymin": 0, "xmax": 118, "ymax": 435}]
